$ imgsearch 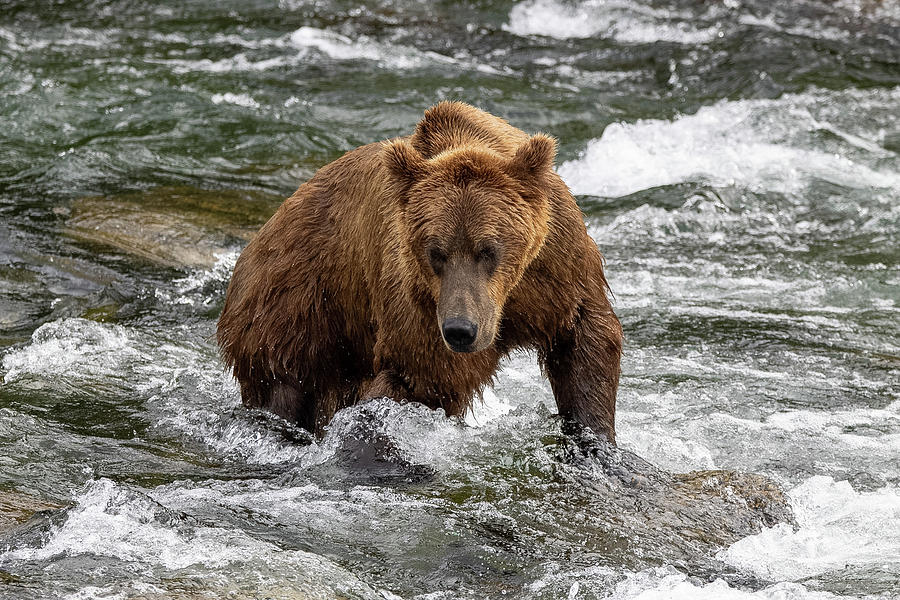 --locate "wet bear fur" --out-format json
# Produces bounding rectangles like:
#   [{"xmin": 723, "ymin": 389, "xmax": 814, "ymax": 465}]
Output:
[{"xmin": 217, "ymin": 102, "xmax": 623, "ymax": 441}]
